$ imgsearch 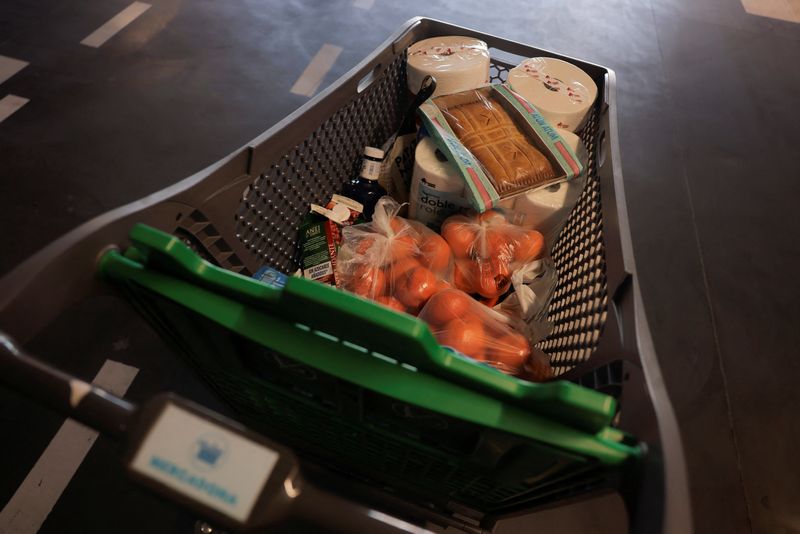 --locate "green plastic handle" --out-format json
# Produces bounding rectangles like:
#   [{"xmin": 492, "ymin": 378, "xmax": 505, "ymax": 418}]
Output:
[
  {"xmin": 98, "ymin": 247, "xmax": 640, "ymax": 465},
  {"xmin": 120, "ymin": 224, "xmax": 617, "ymax": 433}
]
